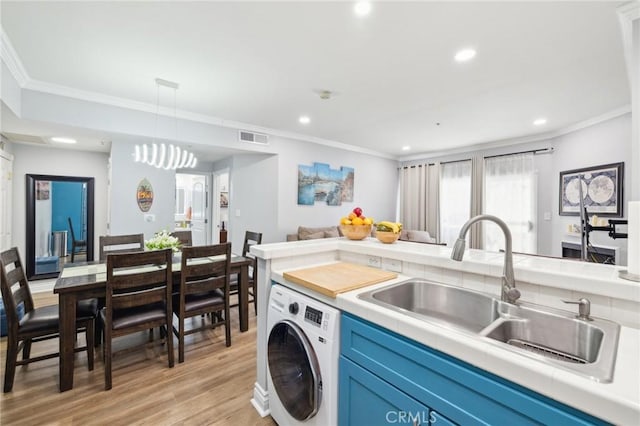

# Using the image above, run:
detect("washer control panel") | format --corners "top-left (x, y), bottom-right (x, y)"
top-left (304, 306), bottom-right (323, 327)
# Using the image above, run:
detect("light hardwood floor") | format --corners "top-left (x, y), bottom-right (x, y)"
top-left (0, 292), bottom-right (276, 426)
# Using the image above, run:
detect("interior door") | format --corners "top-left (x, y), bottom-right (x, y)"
top-left (190, 175), bottom-right (208, 246)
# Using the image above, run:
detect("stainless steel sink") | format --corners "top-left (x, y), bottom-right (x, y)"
top-left (358, 279), bottom-right (620, 382)
top-left (358, 279), bottom-right (500, 333)
top-left (479, 302), bottom-right (619, 382)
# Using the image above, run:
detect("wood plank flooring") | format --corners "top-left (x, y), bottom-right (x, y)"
top-left (0, 292), bottom-right (276, 426)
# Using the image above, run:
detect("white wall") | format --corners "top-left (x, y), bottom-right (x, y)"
top-left (276, 136), bottom-right (399, 238)
top-left (11, 144), bottom-right (109, 262)
top-left (549, 113), bottom-right (631, 262)
top-left (1, 61), bottom-right (21, 116)
top-left (109, 140), bottom-right (176, 239)
top-left (228, 153), bottom-right (279, 251)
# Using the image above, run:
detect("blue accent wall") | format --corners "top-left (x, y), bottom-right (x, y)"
top-left (51, 181), bottom-right (86, 253)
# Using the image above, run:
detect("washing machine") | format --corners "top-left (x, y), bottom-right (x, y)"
top-left (267, 284), bottom-right (340, 426)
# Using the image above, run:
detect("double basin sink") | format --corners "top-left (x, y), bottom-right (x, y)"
top-left (358, 279), bottom-right (620, 382)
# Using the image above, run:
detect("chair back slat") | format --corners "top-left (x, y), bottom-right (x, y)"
top-left (183, 259), bottom-right (227, 279)
top-left (0, 248), bottom-right (35, 319)
top-left (184, 276), bottom-right (226, 295)
top-left (99, 234), bottom-right (145, 262)
top-left (109, 269), bottom-right (169, 291)
top-left (112, 287), bottom-right (167, 310)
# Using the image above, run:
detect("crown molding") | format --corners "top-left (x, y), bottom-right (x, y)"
top-left (0, 27), bottom-right (28, 87)
top-left (399, 105), bottom-right (631, 162)
top-left (617, 2), bottom-right (640, 90)
top-left (23, 78), bottom-right (395, 160)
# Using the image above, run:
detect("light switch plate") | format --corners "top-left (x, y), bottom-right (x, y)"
top-left (367, 256), bottom-right (381, 268)
top-left (544, 212), bottom-right (551, 221)
top-left (382, 258), bottom-right (402, 273)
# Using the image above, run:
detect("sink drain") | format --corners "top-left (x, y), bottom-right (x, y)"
top-left (506, 339), bottom-right (587, 364)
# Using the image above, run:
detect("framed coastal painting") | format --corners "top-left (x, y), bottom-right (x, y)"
top-left (559, 162), bottom-right (623, 216)
top-left (297, 162), bottom-right (354, 206)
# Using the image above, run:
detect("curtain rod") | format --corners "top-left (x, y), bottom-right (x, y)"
top-left (484, 147), bottom-right (554, 159)
top-left (400, 147), bottom-right (553, 169)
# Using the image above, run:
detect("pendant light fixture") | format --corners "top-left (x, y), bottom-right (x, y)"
top-left (134, 78), bottom-right (197, 169)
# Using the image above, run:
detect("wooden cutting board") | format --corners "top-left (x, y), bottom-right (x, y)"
top-left (283, 262), bottom-right (397, 298)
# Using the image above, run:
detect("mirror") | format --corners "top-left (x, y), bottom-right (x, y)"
top-left (26, 174), bottom-right (95, 280)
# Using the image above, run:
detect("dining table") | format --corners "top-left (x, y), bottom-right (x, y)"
top-left (53, 254), bottom-right (252, 392)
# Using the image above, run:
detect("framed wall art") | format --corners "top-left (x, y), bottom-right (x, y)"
top-left (559, 162), bottom-right (623, 217)
top-left (297, 162), bottom-right (354, 206)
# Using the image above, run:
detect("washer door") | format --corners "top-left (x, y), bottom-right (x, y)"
top-left (268, 320), bottom-right (322, 421)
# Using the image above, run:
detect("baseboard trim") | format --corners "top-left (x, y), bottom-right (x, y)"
top-left (251, 381), bottom-right (270, 418)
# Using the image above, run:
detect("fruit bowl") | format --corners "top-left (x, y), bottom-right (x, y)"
top-left (340, 224), bottom-right (373, 240)
top-left (375, 231), bottom-right (400, 244)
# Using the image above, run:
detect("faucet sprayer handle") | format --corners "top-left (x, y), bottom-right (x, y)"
top-left (562, 298), bottom-right (591, 321)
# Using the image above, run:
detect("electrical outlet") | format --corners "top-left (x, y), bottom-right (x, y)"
top-left (382, 258), bottom-right (402, 273)
top-left (367, 256), bottom-right (381, 268)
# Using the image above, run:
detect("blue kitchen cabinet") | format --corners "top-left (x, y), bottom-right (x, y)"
top-left (339, 313), bottom-right (609, 426)
top-left (340, 355), bottom-right (434, 425)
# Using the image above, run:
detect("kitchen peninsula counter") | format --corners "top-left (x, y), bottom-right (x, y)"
top-left (250, 237), bottom-right (640, 425)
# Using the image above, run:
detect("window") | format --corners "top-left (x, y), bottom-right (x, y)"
top-left (439, 160), bottom-right (472, 247)
top-left (483, 153), bottom-right (537, 254)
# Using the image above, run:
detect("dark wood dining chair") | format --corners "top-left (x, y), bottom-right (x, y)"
top-left (173, 243), bottom-right (232, 363)
top-left (68, 217), bottom-right (87, 263)
top-left (0, 247), bottom-right (96, 393)
top-left (170, 230), bottom-right (193, 247)
top-left (101, 249), bottom-right (174, 390)
top-left (229, 231), bottom-right (262, 314)
top-left (99, 233), bottom-right (145, 261)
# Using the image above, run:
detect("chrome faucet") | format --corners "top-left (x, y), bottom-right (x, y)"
top-left (451, 214), bottom-right (521, 304)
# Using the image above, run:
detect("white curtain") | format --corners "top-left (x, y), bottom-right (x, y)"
top-left (469, 155), bottom-right (484, 249)
top-left (439, 160), bottom-right (472, 247)
top-left (399, 163), bottom-right (439, 237)
top-left (483, 153), bottom-right (537, 254)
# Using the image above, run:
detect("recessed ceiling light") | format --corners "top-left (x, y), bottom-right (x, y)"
top-left (50, 137), bottom-right (77, 144)
top-left (402, 146), bottom-right (411, 151)
top-left (533, 118), bottom-right (547, 126)
top-left (299, 116), bottom-right (311, 125)
top-left (354, 1), bottom-right (371, 17)
top-left (454, 48), bottom-right (476, 62)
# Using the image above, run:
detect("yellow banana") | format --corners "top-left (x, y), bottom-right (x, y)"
top-left (376, 221), bottom-right (402, 233)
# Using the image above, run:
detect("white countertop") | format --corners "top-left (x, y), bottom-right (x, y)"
top-left (253, 237), bottom-right (640, 303)
top-left (258, 238), bottom-right (640, 425)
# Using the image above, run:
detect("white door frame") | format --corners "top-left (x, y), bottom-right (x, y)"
top-left (212, 168), bottom-right (230, 244)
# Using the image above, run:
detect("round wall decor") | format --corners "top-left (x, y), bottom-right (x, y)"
top-left (136, 178), bottom-right (154, 212)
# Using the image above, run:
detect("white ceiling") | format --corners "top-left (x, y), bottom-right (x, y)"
top-left (0, 1), bottom-right (631, 159)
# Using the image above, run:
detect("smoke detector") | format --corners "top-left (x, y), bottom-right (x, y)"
top-left (318, 90), bottom-right (332, 100)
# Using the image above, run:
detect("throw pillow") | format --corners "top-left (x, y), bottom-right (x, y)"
top-left (324, 228), bottom-right (340, 238)
top-left (300, 231), bottom-right (326, 240)
top-left (408, 230), bottom-right (436, 243)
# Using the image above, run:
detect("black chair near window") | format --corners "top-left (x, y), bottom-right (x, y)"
top-left (68, 217), bottom-right (88, 263)
top-left (0, 247), bottom-right (96, 393)
top-left (229, 231), bottom-right (262, 314)
top-left (101, 249), bottom-right (174, 390)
